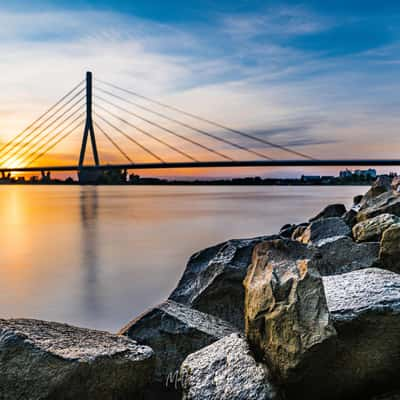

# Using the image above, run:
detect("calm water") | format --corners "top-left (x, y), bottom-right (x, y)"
top-left (0, 185), bottom-right (364, 332)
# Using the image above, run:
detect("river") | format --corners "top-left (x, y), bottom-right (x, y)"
top-left (0, 185), bottom-right (364, 332)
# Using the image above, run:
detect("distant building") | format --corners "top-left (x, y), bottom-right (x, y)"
top-left (321, 176), bottom-right (335, 184)
top-left (301, 175), bottom-right (321, 183)
top-left (340, 169), bottom-right (353, 178)
top-left (339, 168), bottom-right (376, 179)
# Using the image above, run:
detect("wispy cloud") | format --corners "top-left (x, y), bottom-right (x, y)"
top-left (220, 6), bottom-right (333, 39)
top-left (0, 4), bottom-right (399, 174)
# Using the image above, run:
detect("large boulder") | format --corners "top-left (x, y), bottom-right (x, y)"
top-left (180, 333), bottom-right (279, 400)
top-left (244, 237), bottom-right (400, 399)
top-left (170, 236), bottom-right (276, 329)
top-left (244, 238), bottom-right (336, 383)
top-left (0, 318), bottom-right (154, 400)
top-left (119, 300), bottom-right (237, 390)
top-left (317, 268), bottom-right (400, 400)
top-left (313, 235), bottom-right (380, 275)
top-left (298, 217), bottom-right (351, 245)
top-left (309, 203), bottom-right (346, 222)
top-left (379, 223), bottom-right (400, 273)
top-left (357, 191), bottom-right (400, 221)
top-left (352, 214), bottom-right (400, 242)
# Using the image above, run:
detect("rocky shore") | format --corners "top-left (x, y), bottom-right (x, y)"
top-left (1, 176), bottom-right (400, 399)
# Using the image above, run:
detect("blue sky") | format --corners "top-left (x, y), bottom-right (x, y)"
top-left (0, 0), bottom-right (399, 177)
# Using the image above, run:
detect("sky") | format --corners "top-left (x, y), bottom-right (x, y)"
top-left (0, 0), bottom-right (400, 178)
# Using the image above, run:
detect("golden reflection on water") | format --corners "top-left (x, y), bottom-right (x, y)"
top-left (0, 185), bottom-right (364, 331)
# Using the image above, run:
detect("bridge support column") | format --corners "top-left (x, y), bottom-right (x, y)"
top-left (78, 71), bottom-right (102, 184)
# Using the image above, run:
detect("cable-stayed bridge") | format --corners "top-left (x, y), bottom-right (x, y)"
top-left (0, 71), bottom-right (398, 183)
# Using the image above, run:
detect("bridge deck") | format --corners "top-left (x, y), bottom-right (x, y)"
top-left (1, 159), bottom-right (400, 173)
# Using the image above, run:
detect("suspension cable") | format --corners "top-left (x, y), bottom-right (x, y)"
top-left (18, 112), bottom-right (85, 167)
top-left (0, 80), bottom-right (84, 157)
top-left (95, 113), bottom-right (165, 163)
top-left (97, 88), bottom-right (272, 160)
top-left (2, 95), bottom-right (85, 166)
top-left (13, 100), bottom-right (85, 166)
top-left (95, 102), bottom-right (232, 162)
top-left (0, 85), bottom-right (85, 162)
top-left (26, 118), bottom-right (85, 167)
top-left (94, 122), bottom-right (134, 164)
top-left (95, 102), bottom-right (197, 162)
top-left (96, 78), bottom-right (315, 160)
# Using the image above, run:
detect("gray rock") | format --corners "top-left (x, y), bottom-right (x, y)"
top-left (392, 176), bottom-right (400, 192)
top-left (170, 236), bottom-right (277, 329)
top-left (353, 194), bottom-right (363, 205)
top-left (119, 300), bottom-right (237, 388)
top-left (244, 239), bottom-right (336, 383)
top-left (298, 217), bottom-right (351, 245)
top-left (379, 223), bottom-right (400, 273)
top-left (279, 224), bottom-right (297, 238)
top-left (342, 209), bottom-right (358, 228)
top-left (371, 392), bottom-right (400, 400)
top-left (357, 191), bottom-right (400, 221)
top-left (314, 235), bottom-right (380, 275)
top-left (283, 268), bottom-right (400, 400)
top-left (309, 203), bottom-right (346, 222)
top-left (291, 224), bottom-right (308, 240)
top-left (180, 333), bottom-right (279, 400)
top-left (361, 176), bottom-right (393, 206)
top-left (352, 214), bottom-right (400, 242)
top-left (0, 318), bottom-right (154, 400)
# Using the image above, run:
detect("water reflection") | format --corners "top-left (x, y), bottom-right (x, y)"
top-left (0, 185), bottom-right (364, 331)
top-left (80, 187), bottom-right (101, 318)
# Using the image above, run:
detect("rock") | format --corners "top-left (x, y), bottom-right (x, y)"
top-left (313, 268), bottom-right (400, 400)
top-left (298, 217), bottom-right (351, 245)
top-left (379, 223), bottom-right (400, 273)
top-left (314, 235), bottom-right (380, 275)
top-left (309, 203), bottom-right (346, 222)
top-left (352, 214), bottom-right (400, 242)
top-left (357, 191), bottom-right (400, 221)
top-left (180, 333), bottom-right (279, 400)
top-left (119, 300), bottom-right (237, 390)
top-left (169, 236), bottom-right (277, 329)
top-left (0, 318), bottom-right (154, 400)
top-left (279, 224), bottom-right (296, 238)
top-left (244, 238), bottom-right (336, 383)
top-left (353, 194), bottom-right (363, 205)
top-left (342, 209), bottom-right (358, 228)
top-left (371, 392), bottom-right (400, 400)
top-left (392, 176), bottom-right (400, 192)
top-left (291, 224), bottom-right (308, 240)
top-left (362, 176), bottom-right (392, 203)
top-left (245, 238), bottom-right (400, 399)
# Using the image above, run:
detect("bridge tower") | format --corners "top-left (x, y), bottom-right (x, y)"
top-left (78, 71), bottom-right (101, 183)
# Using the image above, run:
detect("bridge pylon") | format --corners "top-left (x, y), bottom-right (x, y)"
top-left (78, 71), bottom-right (101, 184)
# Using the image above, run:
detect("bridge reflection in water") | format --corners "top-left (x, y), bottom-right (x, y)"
top-left (80, 187), bottom-right (101, 317)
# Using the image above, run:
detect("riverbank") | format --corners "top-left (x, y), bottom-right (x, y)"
top-left (1, 177), bottom-right (400, 399)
